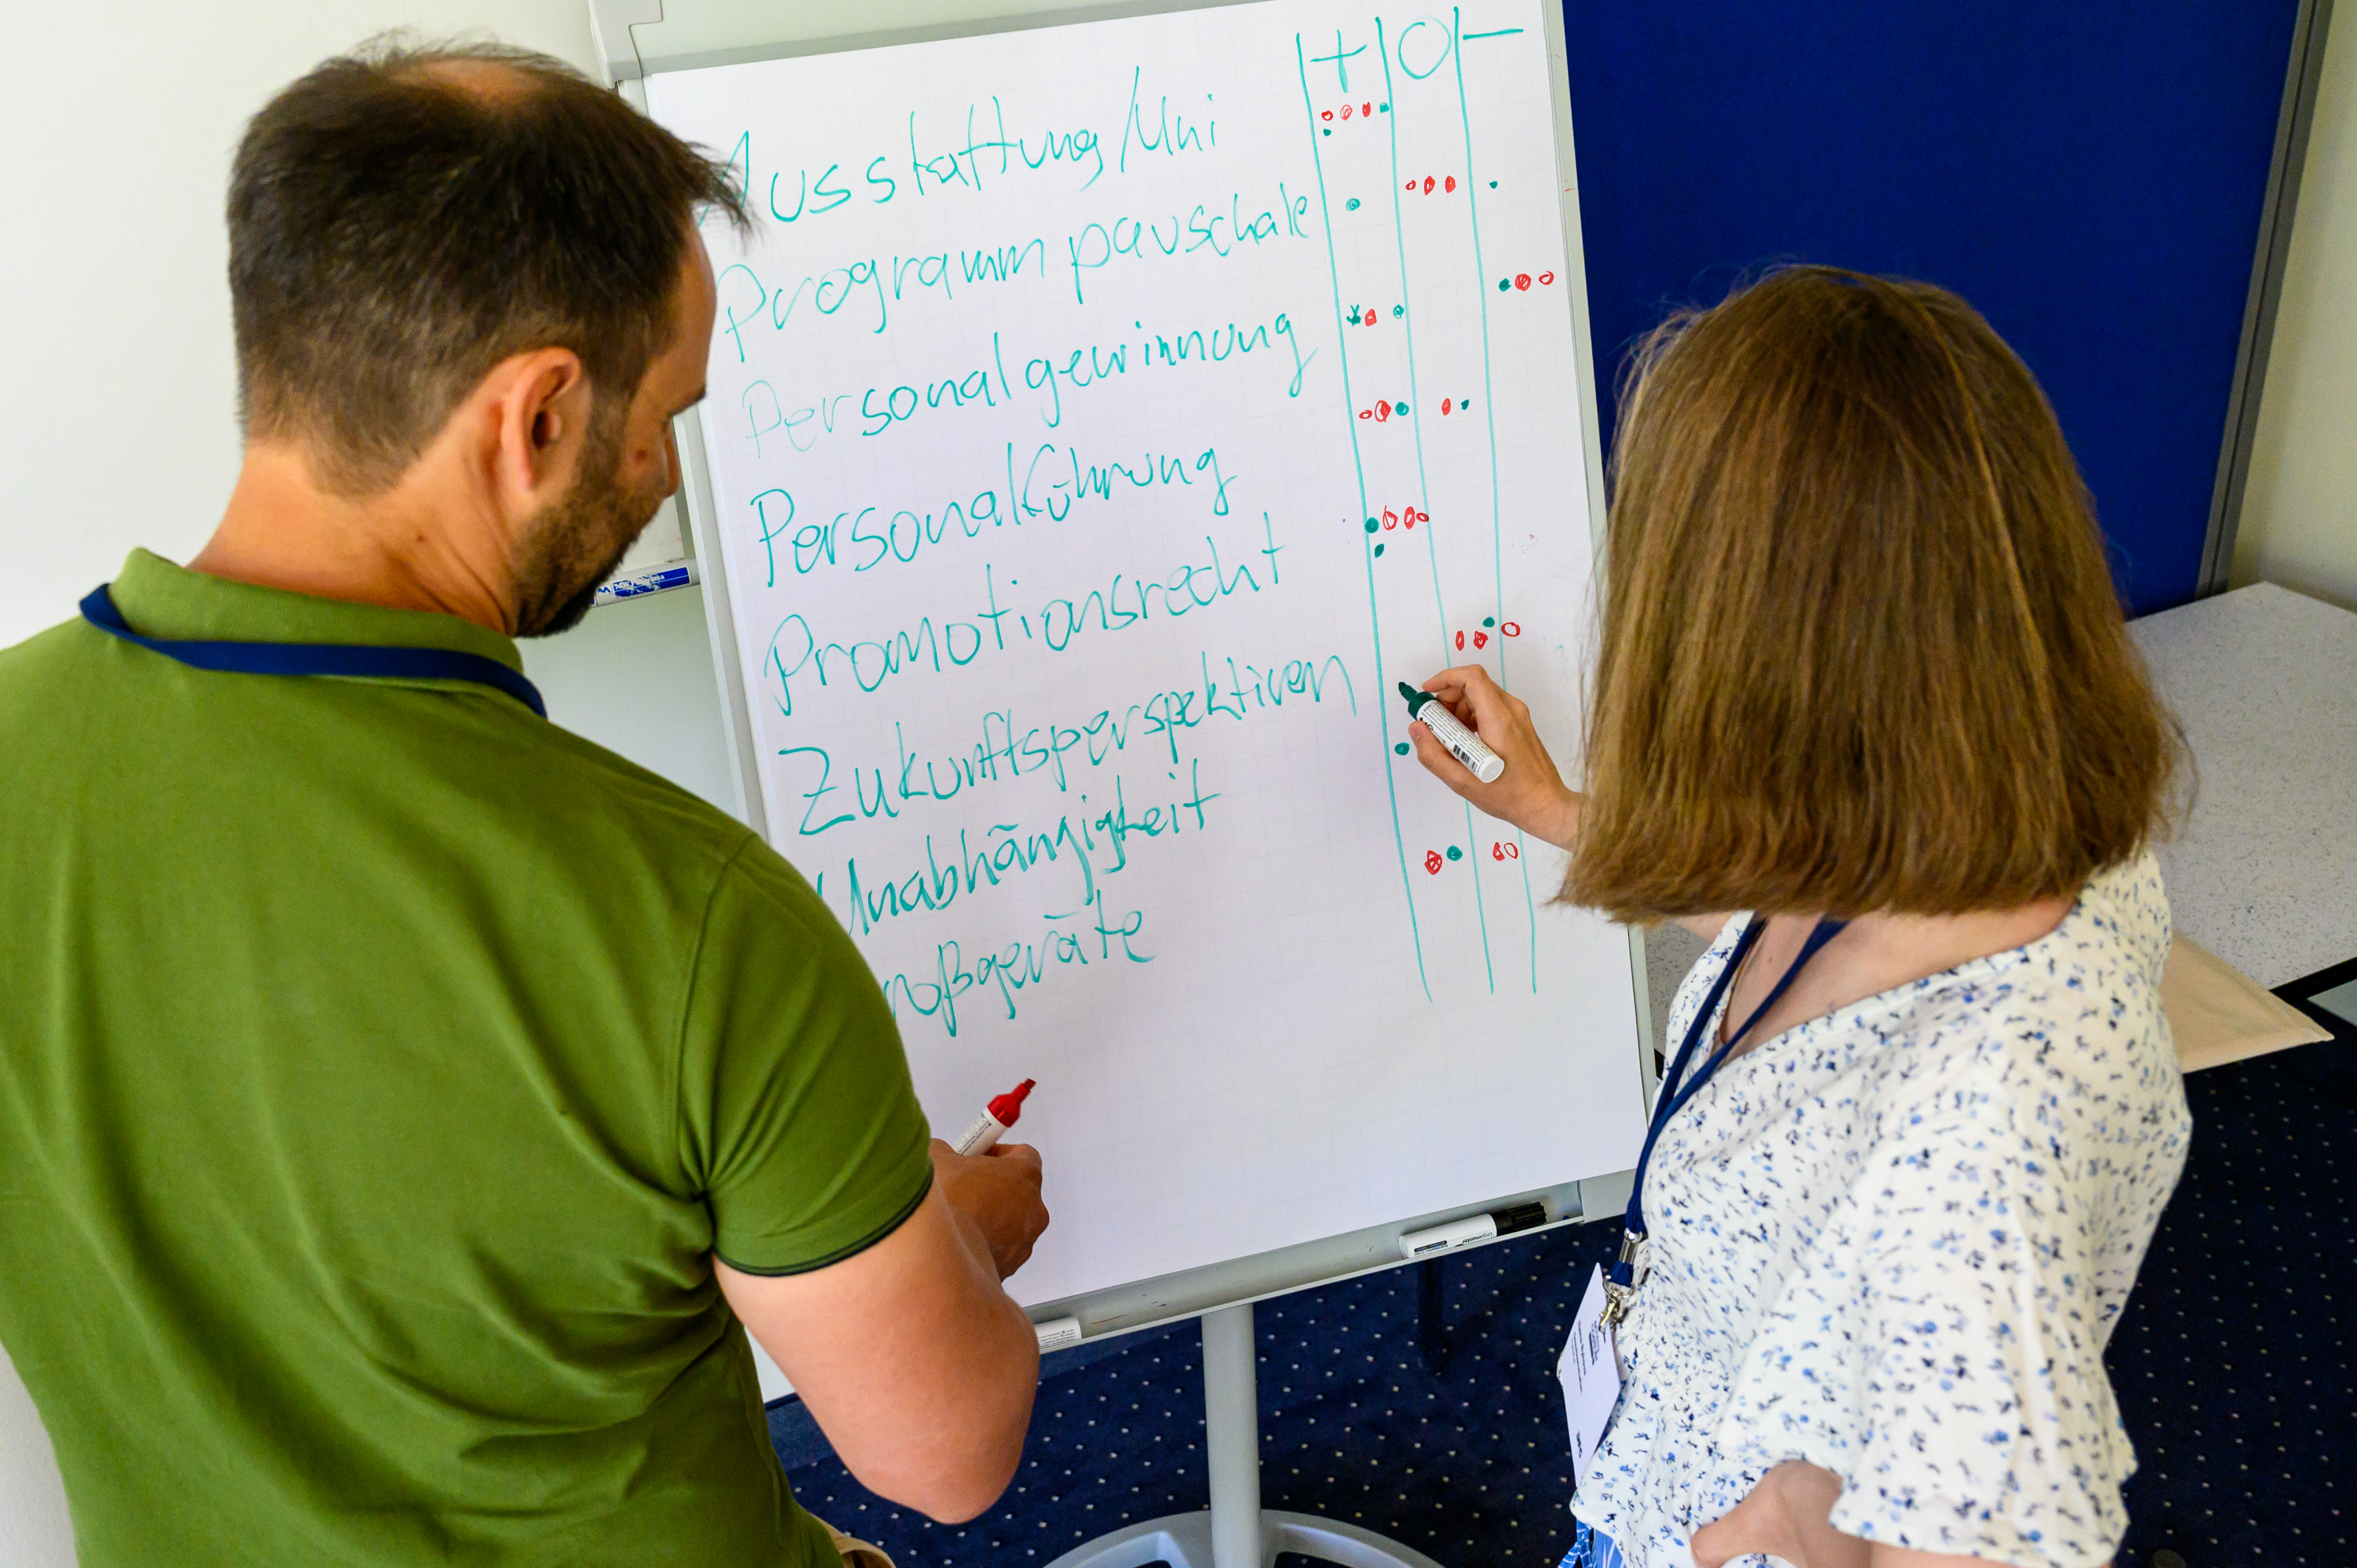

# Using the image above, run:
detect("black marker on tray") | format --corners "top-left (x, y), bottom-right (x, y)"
top-left (1399, 682), bottom-right (1505, 783)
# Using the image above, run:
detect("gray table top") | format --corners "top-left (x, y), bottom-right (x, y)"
top-left (2131, 581), bottom-right (2357, 988)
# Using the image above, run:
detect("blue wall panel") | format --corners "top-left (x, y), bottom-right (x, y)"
top-left (1561, 2), bottom-right (2300, 613)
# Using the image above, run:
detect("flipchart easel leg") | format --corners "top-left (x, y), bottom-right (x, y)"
top-left (1043, 1303), bottom-right (1448, 1568)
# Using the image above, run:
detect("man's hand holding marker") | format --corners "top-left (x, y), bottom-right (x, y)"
top-left (931, 1080), bottom-right (1050, 1281)
top-left (1404, 666), bottom-right (1585, 852)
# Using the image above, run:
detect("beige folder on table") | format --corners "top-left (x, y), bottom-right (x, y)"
top-left (2162, 935), bottom-right (2332, 1072)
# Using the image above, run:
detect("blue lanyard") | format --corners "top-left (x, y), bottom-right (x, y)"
top-left (80, 584), bottom-right (546, 719)
top-left (1605, 914), bottom-right (1847, 1312)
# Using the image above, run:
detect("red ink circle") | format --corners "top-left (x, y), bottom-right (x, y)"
top-left (1424, 850), bottom-right (1444, 875)
top-left (1515, 273), bottom-right (1531, 290)
top-left (1507, 842), bottom-right (1519, 860)
top-left (1358, 408), bottom-right (1372, 419)
top-left (1492, 842), bottom-right (1505, 861)
top-left (1364, 308), bottom-right (1377, 325)
top-left (1442, 398), bottom-right (1452, 414)
top-left (1501, 621), bottom-right (1521, 637)
top-left (1454, 630), bottom-right (1465, 651)
top-left (1474, 631), bottom-right (1488, 649)
top-left (1423, 176), bottom-right (1437, 194)
top-left (1321, 110), bottom-right (1333, 121)
top-left (1340, 104), bottom-right (1353, 119)
top-left (1445, 176), bottom-right (1457, 193)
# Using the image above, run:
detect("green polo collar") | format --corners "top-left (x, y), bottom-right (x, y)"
top-left (107, 549), bottom-right (526, 676)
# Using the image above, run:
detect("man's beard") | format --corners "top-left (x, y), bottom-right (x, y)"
top-left (508, 412), bottom-right (669, 639)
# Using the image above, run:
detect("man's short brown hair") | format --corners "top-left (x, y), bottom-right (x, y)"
top-left (1567, 267), bottom-right (2177, 923)
top-left (228, 38), bottom-right (748, 494)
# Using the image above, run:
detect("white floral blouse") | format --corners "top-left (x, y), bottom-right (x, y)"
top-left (1573, 852), bottom-right (2191, 1568)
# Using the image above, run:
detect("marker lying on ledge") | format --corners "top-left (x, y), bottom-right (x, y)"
top-left (1397, 1201), bottom-right (1551, 1259)
top-left (953, 1078), bottom-right (1036, 1156)
top-left (1032, 1315), bottom-right (1084, 1352)
top-left (1399, 682), bottom-right (1506, 783)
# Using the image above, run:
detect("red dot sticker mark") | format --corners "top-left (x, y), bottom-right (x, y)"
top-left (1423, 176), bottom-right (1437, 194)
top-left (1515, 273), bottom-right (1532, 290)
top-left (1445, 176), bottom-right (1457, 192)
top-left (1424, 850), bottom-right (1444, 875)
top-left (1501, 621), bottom-right (1521, 637)
top-left (1491, 841), bottom-right (1521, 861)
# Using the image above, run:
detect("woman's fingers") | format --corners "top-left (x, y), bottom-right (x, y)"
top-left (1404, 665), bottom-right (1580, 849)
top-left (1691, 1463), bottom-right (1864, 1568)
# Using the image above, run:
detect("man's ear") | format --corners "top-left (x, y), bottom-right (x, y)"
top-left (487, 347), bottom-right (591, 512)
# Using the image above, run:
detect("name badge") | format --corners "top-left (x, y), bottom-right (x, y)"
top-left (1559, 1263), bottom-right (1623, 1484)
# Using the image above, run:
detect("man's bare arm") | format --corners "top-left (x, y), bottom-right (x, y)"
top-left (717, 1143), bottom-right (1048, 1523)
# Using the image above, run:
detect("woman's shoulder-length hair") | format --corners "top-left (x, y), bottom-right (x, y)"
top-left (1567, 265), bottom-right (2179, 923)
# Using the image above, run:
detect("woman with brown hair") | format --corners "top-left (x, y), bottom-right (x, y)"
top-left (1410, 267), bottom-right (2187, 1568)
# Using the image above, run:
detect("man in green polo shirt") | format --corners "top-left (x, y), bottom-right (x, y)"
top-left (0, 40), bottom-right (1048, 1567)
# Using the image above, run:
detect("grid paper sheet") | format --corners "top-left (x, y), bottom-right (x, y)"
top-left (647, 0), bottom-right (1645, 1307)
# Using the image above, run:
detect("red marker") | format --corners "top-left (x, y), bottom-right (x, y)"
top-left (953, 1079), bottom-right (1035, 1155)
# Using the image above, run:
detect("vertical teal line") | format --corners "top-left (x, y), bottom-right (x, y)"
top-left (1298, 30), bottom-right (1430, 1003)
top-left (1451, 7), bottom-right (1541, 991)
top-left (1379, 19), bottom-right (1493, 995)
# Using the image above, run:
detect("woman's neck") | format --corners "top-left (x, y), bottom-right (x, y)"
top-left (1718, 897), bottom-right (2076, 1058)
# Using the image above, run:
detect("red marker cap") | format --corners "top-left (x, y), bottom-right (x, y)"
top-left (987, 1079), bottom-right (1035, 1127)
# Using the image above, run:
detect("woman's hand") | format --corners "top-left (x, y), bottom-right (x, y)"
top-left (1406, 665), bottom-right (1581, 850)
top-left (1692, 1461), bottom-right (1863, 1568)
top-left (1694, 1462), bottom-right (2015, 1568)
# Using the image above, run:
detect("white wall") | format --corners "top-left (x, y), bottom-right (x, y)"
top-left (2235, 11), bottom-right (2357, 607)
top-left (0, 1345), bottom-right (70, 1568)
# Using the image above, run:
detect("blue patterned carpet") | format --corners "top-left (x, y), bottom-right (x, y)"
top-left (772, 1046), bottom-right (2354, 1568)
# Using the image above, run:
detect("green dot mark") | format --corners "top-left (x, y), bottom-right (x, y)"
top-left (1394, 742), bottom-right (1410, 755)
top-left (1482, 617), bottom-right (1495, 627)
top-left (1345, 198), bottom-right (1361, 210)
top-left (1374, 543), bottom-right (1386, 557)
top-left (1364, 518), bottom-right (1378, 532)
top-left (1445, 846), bottom-right (1463, 861)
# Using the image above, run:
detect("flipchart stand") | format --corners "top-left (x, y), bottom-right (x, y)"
top-left (1043, 1303), bottom-right (1444, 1568)
top-left (589, 5), bottom-right (1648, 1563)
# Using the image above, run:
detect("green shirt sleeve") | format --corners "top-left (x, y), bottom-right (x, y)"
top-left (678, 836), bottom-right (934, 1275)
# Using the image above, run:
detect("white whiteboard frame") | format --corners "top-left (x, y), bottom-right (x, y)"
top-left (618, 0), bottom-right (1650, 1345)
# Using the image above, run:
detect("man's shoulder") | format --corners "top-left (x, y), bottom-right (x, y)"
top-left (526, 720), bottom-right (754, 862)
top-left (515, 725), bottom-right (842, 949)
top-left (0, 611), bottom-right (101, 688)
